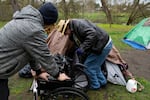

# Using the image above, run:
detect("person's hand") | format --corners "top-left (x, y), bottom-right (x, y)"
top-left (31, 69), bottom-right (50, 81)
top-left (38, 72), bottom-right (50, 81)
top-left (31, 69), bottom-right (36, 77)
top-left (76, 48), bottom-right (84, 55)
top-left (57, 73), bottom-right (70, 81)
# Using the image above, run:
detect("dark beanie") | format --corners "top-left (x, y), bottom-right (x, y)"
top-left (39, 2), bottom-right (58, 25)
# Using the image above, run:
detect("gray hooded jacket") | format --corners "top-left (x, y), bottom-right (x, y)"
top-left (0, 5), bottom-right (59, 79)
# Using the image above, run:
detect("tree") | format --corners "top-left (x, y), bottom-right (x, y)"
top-left (101, 0), bottom-right (113, 24)
top-left (126, 0), bottom-right (140, 25)
top-left (126, 0), bottom-right (150, 25)
top-left (61, 0), bottom-right (68, 19)
top-left (11, 0), bottom-right (20, 12)
top-left (58, 0), bottom-right (81, 19)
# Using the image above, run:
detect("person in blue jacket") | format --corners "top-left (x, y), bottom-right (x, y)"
top-left (59, 19), bottom-right (113, 90)
top-left (0, 3), bottom-right (70, 100)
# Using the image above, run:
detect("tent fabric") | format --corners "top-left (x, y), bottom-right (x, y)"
top-left (123, 18), bottom-right (150, 50)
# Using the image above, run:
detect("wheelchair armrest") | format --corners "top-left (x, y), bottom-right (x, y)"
top-left (74, 63), bottom-right (87, 69)
top-left (37, 78), bottom-right (73, 90)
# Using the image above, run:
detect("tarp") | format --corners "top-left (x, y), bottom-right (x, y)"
top-left (123, 18), bottom-right (150, 50)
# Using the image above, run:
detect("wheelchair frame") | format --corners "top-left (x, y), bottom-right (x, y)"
top-left (30, 53), bottom-right (90, 100)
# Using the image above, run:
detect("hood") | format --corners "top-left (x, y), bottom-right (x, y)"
top-left (13, 5), bottom-right (44, 25)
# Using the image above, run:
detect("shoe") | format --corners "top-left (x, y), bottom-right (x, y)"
top-left (18, 64), bottom-right (32, 78)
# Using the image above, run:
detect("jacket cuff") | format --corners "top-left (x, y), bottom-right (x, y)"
top-left (35, 69), bottom-right (42, 76)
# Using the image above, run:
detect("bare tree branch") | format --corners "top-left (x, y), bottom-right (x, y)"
top-left (11, 0), bottom-right (20, 13)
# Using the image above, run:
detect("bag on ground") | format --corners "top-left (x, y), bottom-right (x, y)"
top-left (105, 60), bottom-right (127, 86)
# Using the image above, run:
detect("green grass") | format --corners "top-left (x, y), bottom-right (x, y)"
top-left (97, 23), bottom-right (134, 50)
top-left (0, 22), bottom-right (149, 100)
top-left (9, 75), bottom-right (32, 94)
top-left (88, 78), bottom-right (150, 100)
top-left (9, 75), bottom-right (150, 100)
top-left (59, 11), bottom-right (129, 24)
top-left (9, 75), bottom-right (33, 100)
top-left (83, 12), bottom-right (106, 23)
top-left (0, 21), bottom-right (7, 27)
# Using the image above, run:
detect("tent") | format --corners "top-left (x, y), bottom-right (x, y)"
top-left (123, 18), bottom-right (150, 50)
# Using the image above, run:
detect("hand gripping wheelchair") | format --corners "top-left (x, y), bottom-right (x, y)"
top-left (30, 53), bottom-right (90, 100)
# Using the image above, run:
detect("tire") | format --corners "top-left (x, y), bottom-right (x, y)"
top-left (42, 87), bottom-right (89, 100)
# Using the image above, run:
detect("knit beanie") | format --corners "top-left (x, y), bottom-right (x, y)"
top-left (39, 2), bottom-right (58, 25)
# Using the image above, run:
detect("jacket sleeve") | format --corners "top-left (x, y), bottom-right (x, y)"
top-left (77, 23), bottom-right (97, 53)
top-left (22, 30), bottom-right (59, 77)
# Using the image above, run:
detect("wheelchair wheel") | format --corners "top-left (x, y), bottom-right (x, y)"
top-left (71, 64), bottom-right (90, 92)
top-left (41, 87), bottom-right (89, 100)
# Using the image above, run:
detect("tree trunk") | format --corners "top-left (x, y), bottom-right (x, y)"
top-left (11, 0), bottom-right (20, 13)
top-left (126, 0), bottom-right (140, 25)
top-left (31, 0), bottom-right (35, 6)
top-left (62, 0), bottom-right (68, 19)
top-left (101, 0), bottom-right (113, 24)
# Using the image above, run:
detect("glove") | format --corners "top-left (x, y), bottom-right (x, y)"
top-left (76, 48), bottom-right (84, 55)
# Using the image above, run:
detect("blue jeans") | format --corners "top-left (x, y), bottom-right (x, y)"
top-left (84, 41), bottom-right (112, 89)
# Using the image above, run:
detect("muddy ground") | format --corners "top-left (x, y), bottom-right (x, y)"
top-left (121, 49), bottom-right (150, 81)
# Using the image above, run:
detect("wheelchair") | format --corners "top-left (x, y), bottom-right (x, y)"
top-left (31, 53), bottom-right (90, 100)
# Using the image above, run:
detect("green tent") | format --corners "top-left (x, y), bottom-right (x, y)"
top-left (123, 18), bottom-right (150, 50)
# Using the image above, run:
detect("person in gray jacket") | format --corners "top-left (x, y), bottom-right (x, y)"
top-left (0, 3), bottom-right (70, 100)
top-left (59, 19), bottom-right (112, 90)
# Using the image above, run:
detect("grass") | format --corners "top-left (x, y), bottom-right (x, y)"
top-left (9, 75), bottom-right (150, 100)
top-left (59, 11), bottom-right (130, 24)
top-left (0, 21), bottom-right (7, 27)
top-left (83, 12), bottom-right (107, 23)
top-left (97, 23), bottom-right (134, 50)
top-left (8, 74), bottom-right (33, 100)
top-left (88, 79), bottom-right (150, 100)
top-left (0, 22), bottom-right (149, 100)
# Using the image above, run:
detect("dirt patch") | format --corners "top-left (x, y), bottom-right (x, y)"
top-left (120, 49), bottom-right (150, 81)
